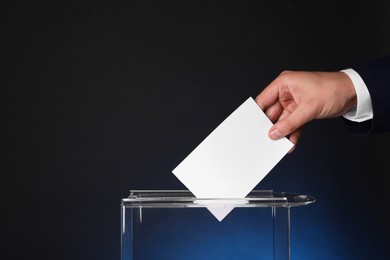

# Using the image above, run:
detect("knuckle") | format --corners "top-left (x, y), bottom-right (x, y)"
top-left (280, 70), bottom-right (292, 76)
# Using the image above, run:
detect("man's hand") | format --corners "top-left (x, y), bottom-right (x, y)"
top-left (255, 71), bottom-right (357, 151)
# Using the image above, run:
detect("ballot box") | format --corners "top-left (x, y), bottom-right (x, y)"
top-left (121, 190), bottom-right (315, 260)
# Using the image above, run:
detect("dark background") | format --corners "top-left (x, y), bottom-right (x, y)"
top-left (3, 1), bottom-right (390, 259)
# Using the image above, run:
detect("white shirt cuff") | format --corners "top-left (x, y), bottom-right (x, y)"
top-left (341, 68), bottom-right (373, 122)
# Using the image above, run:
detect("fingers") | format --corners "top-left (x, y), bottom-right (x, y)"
top-left (256, 71), bottom-right (308, 152)
top-left (268, 119), bottom-right (302, 154)
top-left (255, 78), bottom-right (281, 111)
top-left (269, 105), bottom-right (313, 140)
top-left (264, 102), bottom-right (282, 123)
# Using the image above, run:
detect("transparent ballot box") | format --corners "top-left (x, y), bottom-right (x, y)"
top-left (121, 190), bottom-right (315, 260)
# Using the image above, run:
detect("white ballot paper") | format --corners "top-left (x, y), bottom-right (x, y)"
top-left (172, 97), bottom-right (293, 221)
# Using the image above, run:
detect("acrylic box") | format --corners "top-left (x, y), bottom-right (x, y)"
top-left (121, 190), bottom-right (315, 260)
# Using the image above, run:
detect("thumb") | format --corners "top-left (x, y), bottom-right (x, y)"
top-left (268, 106), bottom-right (313, 140)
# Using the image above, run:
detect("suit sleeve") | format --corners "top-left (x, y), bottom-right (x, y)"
top-left (343, 55), bottom-right (390, 135)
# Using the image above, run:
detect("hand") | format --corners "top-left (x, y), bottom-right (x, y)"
top-left (255, 71), bottom-right (357, 151)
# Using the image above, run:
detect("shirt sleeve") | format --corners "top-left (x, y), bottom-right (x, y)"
top-left (340, 68), bottom-right (373, 122)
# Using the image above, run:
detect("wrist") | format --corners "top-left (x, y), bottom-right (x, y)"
top-left (338, 71), bottom-right (358, 113)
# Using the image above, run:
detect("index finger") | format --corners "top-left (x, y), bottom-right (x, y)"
top-left (255, 78), bottom-right (281, 111)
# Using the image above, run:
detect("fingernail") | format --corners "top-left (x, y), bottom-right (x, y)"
top-left (269, 129), bottom-right (283, 139)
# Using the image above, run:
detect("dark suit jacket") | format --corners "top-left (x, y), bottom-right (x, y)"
top-left (344, 55), bottom-right (390, 135)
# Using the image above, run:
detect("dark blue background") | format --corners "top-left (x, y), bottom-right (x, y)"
top-left (4, 1), bottom-right (390, 259)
